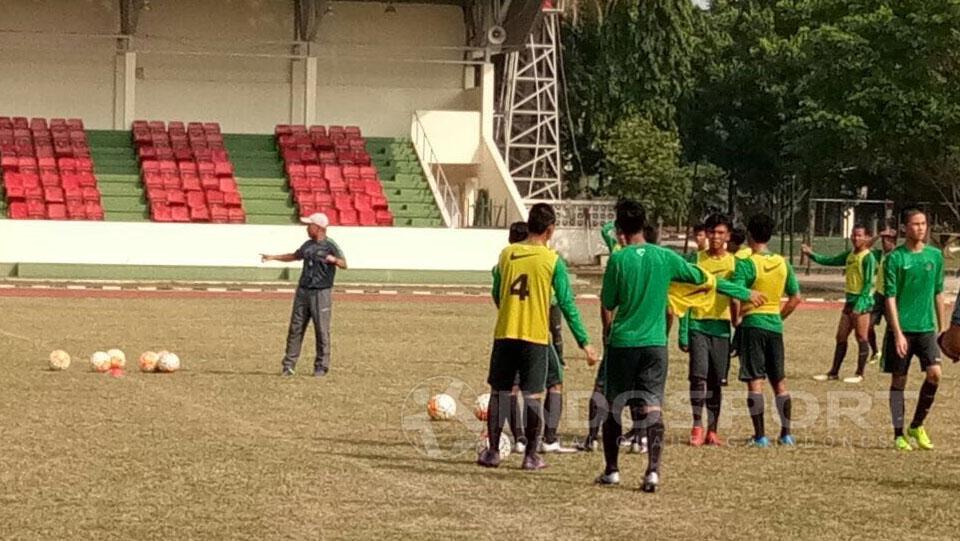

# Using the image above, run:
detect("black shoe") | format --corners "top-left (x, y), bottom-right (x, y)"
top-left (281, 367), bottom-right (295, 376)
top-left (313, 368), bottom-right (327, 377)
top-left (641, 471), bottom-right (660, 493)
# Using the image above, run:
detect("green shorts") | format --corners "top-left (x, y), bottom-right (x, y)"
top-left (688, 331), bottom-right (729, 386)
top-left (488, 339), bottom-right (549, 393)
top-left (881, 331), bottom-right (941, 375)
top-left (738, 326), bottom-right (785, 382)
top-left (603, 346), bottom-right (668, 410)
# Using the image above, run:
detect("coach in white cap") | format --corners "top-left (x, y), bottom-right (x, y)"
top-left (261, 212), bottom-right (347, 377)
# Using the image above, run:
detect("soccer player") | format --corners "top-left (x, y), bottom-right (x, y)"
top-left (595, 200), bottom-right (760, 492)
top-left (729, 226), bottom-right (753, 260)
top-left (803, 224), bottom-right (876, 383)
top-left (497, 221), bottom-right (531, 452)
top-left (685, 223), bottom-right (708, 260)
top-left (260, 212), bottom-right (347, 377)
top-left (882, 208), bottom-right (945, 452)
top-left (868, 227), bottom-right (898, 361)
top-left (480, 204), bottom-right (599, 470)
top-left (734, 214), bottom-right (803, 448)
top-left (680, 213), bottom-right (740, 447)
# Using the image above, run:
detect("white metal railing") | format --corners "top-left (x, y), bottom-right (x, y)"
top-left (554, 199), bottom-right (617, 228)
top-left (410, 113), bottom-right (463, 228)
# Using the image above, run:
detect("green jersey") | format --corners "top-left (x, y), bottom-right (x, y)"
top-left (601, 222), bottom-right (621, 254)
top-left (883, 245), bottom-right (944, 333)
top-left (733, 251), bottom-right (800, 334)
top-left (602, 243), bottom-right (753, 348)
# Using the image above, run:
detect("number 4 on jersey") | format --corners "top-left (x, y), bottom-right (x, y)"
top-left (509, 274), bottom-right (530, 300)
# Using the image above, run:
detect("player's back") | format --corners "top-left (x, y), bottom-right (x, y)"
top-left (605, 243), bottom-right (684, 348)
top-left (493, 242), bottom-right (560, 345)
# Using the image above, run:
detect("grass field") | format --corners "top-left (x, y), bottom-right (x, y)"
top-left (3, 292), bottom-right (960, 539)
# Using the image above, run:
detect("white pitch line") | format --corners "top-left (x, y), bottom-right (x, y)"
top-left (276, 288), bottom-right (296, 293)
top-left (0, 284), bottom-right (14, 289)
top-left (241, 288), bottom-right (262, 293)
top-left (31, 285), bottom-right (51, 289)
top-left (66, 285), bottom-right (86, 290)
top-left (344, 289), bottom-right (365, 294)
top-left (207, 287), bottom-right (227, 292)
top-left (412, 291), bottom-right (432, 296)
top-left (102, 285), bottom-right (122, 291)
top-left (446, 291), bottom-right (466, 296)
top-left (379, 290), bottom-right (399, 295)
top-left (577, 294), bottom-right (599, 300)
top-left (805, 298), bottom-right (825, 303)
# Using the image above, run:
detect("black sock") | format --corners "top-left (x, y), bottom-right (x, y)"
top-left (690, 378), bottom-right (707, 427)
top-left (910, 381), bottom-right (939, 429)
top-left (869, 327), bottom-right (879, 358)
top-left (829, 341), bottom-right (847, 376)
top-left (855, 340), bottom-right (869, 376)
top-left (487, 390), bottom-right (509, 453)
top-left (747, 392), bottom-right (765, 439)
top-left (646, 413), bottom-right (665, 475)
top-left (775, 393), bottom-right (792, 438)
top-left (890, 386), bottom-right (905, 438)
top-left (601, 408), bottom-right (622, 474)
top-left (587, 389), bottom-right (606, 441)
top-left (543, 390), bottom-right (562, 444)
top-left (508, 393), bottom-right (524, 443)
top-left (706, 383), bottom-right (722, 432)
top-left (523, 396), bottom-right (543, 457)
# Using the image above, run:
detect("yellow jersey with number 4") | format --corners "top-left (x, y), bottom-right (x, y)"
top-left (493, 243), bottom-right (559, 345)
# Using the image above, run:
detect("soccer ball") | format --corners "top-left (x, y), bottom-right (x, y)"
top-left (138, 351), bottom-right (160, 372)
top-left (90, 351), bottom-right (111, 373)
top-left (474, 392), bottom-right (490, 421)
top-left (427, 393), bottom-right (456, 420)
top-left (107, 348), bottom-right (126, 369)
top-left (48, 350), bottom-right (71, 371)
top-left (157, 351), bottom-right (181, 373)
top-left (476, 431), bottom-right (512, 458)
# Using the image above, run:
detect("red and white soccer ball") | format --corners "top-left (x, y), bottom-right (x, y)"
top-left (90, 351), bottom-right (111, 373)
top-left (138, 351), bottom-right (160, 373)
top-left (48, 350), bottom-right (71, 371)
top-left (476, 431), bottom-right (512, 458)
top-left (427, 393), bottom-right (457, 420)
top-left (107, 348), bottom-right (126, 369)
top-left (157, 351), bottom-right (181, 373)
top-left (474, 392), bottom-right (490, 421)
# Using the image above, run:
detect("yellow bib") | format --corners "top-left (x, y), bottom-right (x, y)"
top-left (741, 253), bottom-right (788, 316)
top-left (667, 267), bottom-right (718, 316)
top-left (690, 251), bottom-right (737, 321)
top-left (845, 249), bottom-right (872, 295)
top-left (875, 254), bottom-right (887, 294)
top-left (493, 243), bottom-right (558, 345)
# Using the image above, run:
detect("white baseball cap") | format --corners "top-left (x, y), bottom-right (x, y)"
top-left (300, 212), bottom-right (330, 228)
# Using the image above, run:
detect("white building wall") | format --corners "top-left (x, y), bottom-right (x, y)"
top-left (0, 0), bottom-right (117, 127)
top-left (0, 0), bottom-right (474, 135)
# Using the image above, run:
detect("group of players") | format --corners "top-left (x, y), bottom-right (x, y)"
top-left (479, 199), bottom-right (956, 492)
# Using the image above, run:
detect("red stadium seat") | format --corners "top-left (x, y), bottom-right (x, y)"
top-left (8, 201), bottom-right (27, 219)
top-left (46, 203), bottom-right (67, 219)
top-left (44, 187), bottom-right (65, 203)
top-left (227, 208), bottom-right (245, 223)
top-left (210, 205), bottom-right (229, 223)
top-left (170, 205), bottom-right (189, 222)
top-left (339, 209), bottom-right (358, 225)
top-left (186, 191), bottom-right (206, 209)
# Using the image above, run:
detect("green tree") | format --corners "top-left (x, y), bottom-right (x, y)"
top-left (600, 115), bottom-right (691, 222)
top-left (561, 0), bottom-right (697, 195)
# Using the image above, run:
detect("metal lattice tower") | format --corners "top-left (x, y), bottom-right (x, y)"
top-left (497, 9), bottom-right (562, 203)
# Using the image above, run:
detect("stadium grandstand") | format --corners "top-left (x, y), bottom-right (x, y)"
top-left (0, 0), bottom-right (601, 277)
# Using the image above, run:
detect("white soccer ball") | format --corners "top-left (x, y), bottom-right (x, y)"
top-left (427, 393), bottom-right (457, 420)
top-left (157, 351), bottom-right (181, 373)
top-left (476, 431), bottom-right (512, 458)
top-left (107, 348), bottom-right (126, 369)
top-left (474, 392), bottom-right (490, 421)
top-left (90, 351), bottom-right (111, 373)
top-left (49, 350), bottom-right (71, 371)
top-left (138, 351), bottom-right (160, 372)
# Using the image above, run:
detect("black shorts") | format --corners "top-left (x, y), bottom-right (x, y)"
top-left (689, 331), bottom-right (730, 386)
top-left (738, 326), bottom-right (786, 382)
top-left (871, 293), bottom-right (886, 325)
top-left (881, 331), bottom-right (941, 375)
top-left (513, 341), bottom-right (564, 388)
top-left (603, 346), bottom-right (668, 409)
top-left (593, 350), bottom-right (607, 389)
top-left (488, 339), bottom-right (549, 393)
